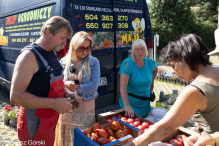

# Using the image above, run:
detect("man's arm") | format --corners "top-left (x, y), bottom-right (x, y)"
top-left (10, 50), bottom-right (72, 114)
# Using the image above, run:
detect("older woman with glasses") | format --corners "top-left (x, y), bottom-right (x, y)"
top-left (119, 39), bottom-right (158, 118)
top-left (54, 31), bottom-right (100, 146)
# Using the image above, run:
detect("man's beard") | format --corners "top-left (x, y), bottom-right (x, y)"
top-left (52, 44), bottom-right (64, 50)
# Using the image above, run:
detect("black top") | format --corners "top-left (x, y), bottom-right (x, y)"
top-left (18, 42), bottom-right (63, 97)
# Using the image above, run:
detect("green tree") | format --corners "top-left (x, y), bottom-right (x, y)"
top-left (148, 0), bottom-right (217, 49)
top-left (195, 1), bottom-right (218, 24)
top-left (148, 0), bottom-right (197, 48)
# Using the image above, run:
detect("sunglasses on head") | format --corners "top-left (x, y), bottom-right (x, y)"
top-left (77, 46), bottom-right (92, 52)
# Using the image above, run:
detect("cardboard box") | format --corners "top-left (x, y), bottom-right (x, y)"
top-left (161, 127), bottom-right (200, 143)
top-left (74, 117), bottom-right (141, 146)
top-left (97, 108), bottom-right (154, 126)
top-left (97, 109), bottom-right (125, 125)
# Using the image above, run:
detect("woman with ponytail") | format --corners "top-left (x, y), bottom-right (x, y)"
top-left (54, 31), bottom-right (100, 146)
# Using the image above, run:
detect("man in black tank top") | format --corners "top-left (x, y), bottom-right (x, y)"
top-left (10, 16), bottom-right (79, 146)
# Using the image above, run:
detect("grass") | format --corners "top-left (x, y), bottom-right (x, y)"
top-left (13, 139), bottom-right (20, 142)
top-left (9, 133), bottom-right (17, 136)
top-left (0, 142), bottom-right (7, 146)
top-left (5, 137), bottom-right (12, 140)
top-left (6, 128), bottom-right (12, 131)
top-left (2, 132), bottom-right (8, 135)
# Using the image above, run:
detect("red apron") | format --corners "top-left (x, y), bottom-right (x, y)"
top-left (17, 48), bottom-right (65, 146)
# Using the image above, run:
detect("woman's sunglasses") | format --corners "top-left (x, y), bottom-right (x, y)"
top-left (78, 46), bottom-right (92, 52)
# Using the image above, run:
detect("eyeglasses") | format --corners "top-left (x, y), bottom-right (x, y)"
top-left (78, 46), bottom-right (92, 52)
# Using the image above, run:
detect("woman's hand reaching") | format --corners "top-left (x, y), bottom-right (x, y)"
top-left (124, 105), bottom-right (134, 118)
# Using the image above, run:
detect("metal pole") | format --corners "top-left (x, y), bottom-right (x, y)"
top-left (154, 35), bottom-right (157, 64)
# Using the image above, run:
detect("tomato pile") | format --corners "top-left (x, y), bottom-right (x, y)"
top-left (82, 121), bottom-right (133, 145)
top-left (167, 134), bottom-right (187, 146)
top-left (106, 113), bottom-right (151, 133)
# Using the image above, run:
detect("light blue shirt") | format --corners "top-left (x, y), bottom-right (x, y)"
top-left (60, 55), bottom-right (100, 101)
top-left (119, 57), bottom-right (156, 118)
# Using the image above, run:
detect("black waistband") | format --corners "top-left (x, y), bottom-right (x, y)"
top-left (128, 92), bottom-right (155, 102)
top-left (128, 93), bottom-right (150, 101)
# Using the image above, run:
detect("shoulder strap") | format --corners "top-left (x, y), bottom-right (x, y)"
top-left (32, 48), bottom-right (55, 79)
top-left (190, 84), bottom-right (205, 96)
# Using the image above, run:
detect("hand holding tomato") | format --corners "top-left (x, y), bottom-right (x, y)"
top-left (169, 139), bottom-right (183, 146)
top-left (175, 134), bottom-right (187, 143)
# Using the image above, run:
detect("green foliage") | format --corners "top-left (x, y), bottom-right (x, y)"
top-left (148, 0), bottom-right (218, 51)
top-left (195, 1), bottom-right (218, 24)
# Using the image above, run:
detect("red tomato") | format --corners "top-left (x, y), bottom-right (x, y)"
top-left (116, 114), bottom-right (122, 119)
top-left (121, 117), bottom-right (127, 121)
top-left (97, 137), bottom-right (109, 145)
top-left (82, 130), bottom-right (87, 135)
top-left (138, 125), bottom-right (146, 131)
top-left (121, 119), bottom-right (128, 123)
top-left (127, 118), bottom-right (135, 124)
top-left (87, 134), bottom-right (91, 138)
top-left (105, 126), bottom-right (111, 131)
top-left (107, 129), bottom-right (115, 137)
top-left (175, 134), bottom-right (187, 143)
top-left (110, 115), bottom-right (117, 120)
top-left (123, 113), bottom-right (129, 118)
top-left (169, 139), bottom-right (183, 146)
top-left (134, 118), bottom-right (142, 123)
top-left (129, 123), bottom-right (135, 127)
top-left (115, 130), bottom-right (125, 139)
top-left (92, 123), bottom-right (100, 132)
top-left (91, 136), bottom-right (97, 142)
top-left (142, 122), bottom-right (150, 128)
top-left (110, 121), bottom-right (121, 131)
top-left (133, 121), bottom-right (141, 127)
top-left (107, 118), bottom-right (112, 123)
top-left (123, 128), bottom-right (132, 136)
top-left (108, 136), bottom-right (117, 143)
top-left (96, 129), bottom-right (108, 138)
top-left (91, 132), bottom-right (98, 138)
top-left (100, 125), bottom-right (106, 130)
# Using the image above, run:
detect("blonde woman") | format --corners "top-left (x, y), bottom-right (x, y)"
top-left (119, 39), bottom-right (158, 118)
top-left (54, 31), bottom-right (100, 146)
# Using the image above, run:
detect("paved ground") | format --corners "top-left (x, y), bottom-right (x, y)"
top-left (0, 54), bottom-right (218, 145)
